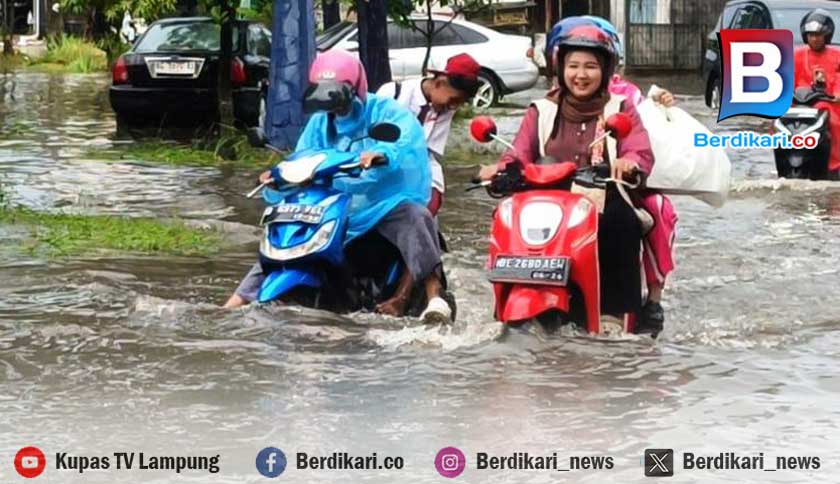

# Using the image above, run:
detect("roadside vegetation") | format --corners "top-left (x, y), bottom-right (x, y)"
top-left (91, 130), bottom-right (281, 168)
top-left (28, 35), bottom-right (109, 73)
top-left (0, 180), bottom-right (220, 257)
top-left (0, 36), bottom-right (111, 74)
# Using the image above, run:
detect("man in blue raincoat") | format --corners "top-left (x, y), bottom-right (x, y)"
top-left (225, 50), bottom-right (451, 323)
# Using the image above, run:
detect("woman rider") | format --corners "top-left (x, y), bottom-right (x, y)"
top-left (478, 25), bottom-right (655, 324)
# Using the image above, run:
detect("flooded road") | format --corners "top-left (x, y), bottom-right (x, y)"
top-left (1, 72), bottom-right (839, 483)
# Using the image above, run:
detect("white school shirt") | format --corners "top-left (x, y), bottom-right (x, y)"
top-left (377, 78), bottom-right (454, 193)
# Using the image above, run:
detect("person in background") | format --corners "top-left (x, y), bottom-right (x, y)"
top-left (377, 53), bottom-right (481, 216)
top-left (793, 8), bottom-right (840, 178)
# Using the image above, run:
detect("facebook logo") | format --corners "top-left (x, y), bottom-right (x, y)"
top-left (256, 447), bottom-right (287, 478)
top-left (718, 29), bottom-right (794, 121)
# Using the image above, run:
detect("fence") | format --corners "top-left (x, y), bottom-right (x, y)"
top-left (625, 0), bottom-right (727, 70)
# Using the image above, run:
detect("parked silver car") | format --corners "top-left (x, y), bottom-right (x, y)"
top-left (317, 16), bottom-right (540, 108)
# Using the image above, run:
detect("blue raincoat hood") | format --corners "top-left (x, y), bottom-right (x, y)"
top-left (293, 93), bottom-right (431, 241)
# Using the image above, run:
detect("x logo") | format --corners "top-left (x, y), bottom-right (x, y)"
top-left (644, 449), bottom-right (674, 477)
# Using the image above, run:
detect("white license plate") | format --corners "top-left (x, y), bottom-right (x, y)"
top-left (261, 204), bottom-right (326, 225)
top-left (156, 61), bottom-right (195, 75)
top-left (489, 256), bottom-right (570, 286)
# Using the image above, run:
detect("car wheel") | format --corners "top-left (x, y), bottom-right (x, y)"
top-left (473, 73), bottom-right (499, 109)
top-left (710, 77), bottom-right (721, 110)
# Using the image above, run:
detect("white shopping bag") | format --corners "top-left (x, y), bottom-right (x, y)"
top-left (636, 96), bottom-right (731, 208)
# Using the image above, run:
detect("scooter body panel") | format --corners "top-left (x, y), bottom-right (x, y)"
top-left (488, 189), bottom-right (601, 334)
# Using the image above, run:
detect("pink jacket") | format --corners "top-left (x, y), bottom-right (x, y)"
top-left (497, 94), bottom-right (654, 177)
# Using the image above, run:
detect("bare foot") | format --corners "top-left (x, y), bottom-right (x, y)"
top-left (223, 293), bottom-right (248, 308)
top-left (375, 296), bottom-right (407, 316)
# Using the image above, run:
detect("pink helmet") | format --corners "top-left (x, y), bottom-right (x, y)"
top-left (309, 49), bottom-right (368, 101)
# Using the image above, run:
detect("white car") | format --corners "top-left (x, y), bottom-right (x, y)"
top-left (317, 16), bottom-right (539, 108)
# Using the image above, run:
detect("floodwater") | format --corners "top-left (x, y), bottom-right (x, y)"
top-left (1, 72), bottom-right (839, 483)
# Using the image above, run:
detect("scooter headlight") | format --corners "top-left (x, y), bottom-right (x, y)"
top-left (567, 198), bottom-right (593, 228)
top-left (261, 220), bottom-right (337, 261)
top-left (800, 111), bottom-right (827, 137)
top-left (498, 198), bottom-right (513, 227)
top-left (519, 201), bottom-right (563, 246)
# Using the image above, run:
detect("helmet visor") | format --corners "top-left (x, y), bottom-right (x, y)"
top-left (303, 80), bottom-right (355, 115)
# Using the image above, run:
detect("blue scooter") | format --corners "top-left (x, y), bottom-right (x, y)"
top-left (246, 123), bottom-right (454, 317)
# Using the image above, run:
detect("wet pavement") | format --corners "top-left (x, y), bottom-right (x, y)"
top-left (1, 71), bottom-right (839, 483)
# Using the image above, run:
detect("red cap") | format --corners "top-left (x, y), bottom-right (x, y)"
top-left (430, 53), bottom-right (481, 81)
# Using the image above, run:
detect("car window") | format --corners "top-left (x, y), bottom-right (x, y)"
top-left (773, 8), bottom-right (840, 44)
top-left (248, 25), bottom-right (271, 57)
top-left (432, 21), bottom-right (461, 46)
top-left (403, 23), bottom-right (427, 49)
top-left (452, 24), bottom-right (487, 44)
top-left (135, 22), bottom-right (240, 53)
top-left (345, 24), bottom-right (402, 49)
top-left (317, 21), bottom-right (353, 49)
top-left (722, 5), bottom-right (739, 28)
top-left (387, 22), bottom-right (405, 49)
top-left (731, 5), bottom-right (768, 29)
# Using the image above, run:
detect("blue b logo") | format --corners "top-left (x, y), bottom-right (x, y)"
top-left (718, 29), bottom-right (794, 121)
top-left (256, 447), bottom-right (287, 478)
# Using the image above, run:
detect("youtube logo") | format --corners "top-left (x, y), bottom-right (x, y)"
top-left (15, 447), bottom-right (46, 478)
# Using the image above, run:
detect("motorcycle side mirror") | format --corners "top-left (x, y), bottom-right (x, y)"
top-left (605, 112), bottom-right (632, 139)
top-left (470, 116), bottom-right (497, 143)
top-left (369, 123), bottom-right (401, 142)
top-left (247, 127), bottom-right (268, 148)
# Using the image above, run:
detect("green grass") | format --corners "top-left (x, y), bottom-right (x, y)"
top-left (0, 207), bottom-right (220, 257)
top-left (96, 34), bottom-right (131, 66)
top-left (0, 121), bottom-right (32, 138)
top-left (29, 35), bottom-right (108, 73)
top-left (0, 177), bottom-right (8, 209)
top-left (454, 103), bottom-right (477, 121)
top-left (0, 53), bottom-right (29, 73)
top-left (92, 135), bottom-right (280, 168)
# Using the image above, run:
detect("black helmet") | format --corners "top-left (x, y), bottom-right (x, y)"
top-left (801, 8), bottom-right (835, 45)
top-left (556, 25), bottom-right (618, 91)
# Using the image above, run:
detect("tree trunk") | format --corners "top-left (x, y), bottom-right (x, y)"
top-left (217, 5), bottom-right (236, 127)
top-left (264, 0), bottom-right (316, 149)
top-left (322, 0), bottom-right (340, 29)
top-left (356, 0), bottom-right (391, 92)
top-left (2, 0), bottom-right (14, 55)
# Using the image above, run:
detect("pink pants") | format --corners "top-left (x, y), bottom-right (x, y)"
top-left (640, 192), bottom-right (678, 287)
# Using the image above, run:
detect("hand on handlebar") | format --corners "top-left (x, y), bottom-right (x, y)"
top-left (359, 151), bottom-right (386, 169)
top-left (477, 164), bottom-right (500, 181)
top-left (611, 158), bottom-right (640, 181)
top-left (258, 170), bottom-right (272, 184)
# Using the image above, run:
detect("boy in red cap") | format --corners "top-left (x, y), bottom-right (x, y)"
top-left (378, 53), bottom-right (481, 216)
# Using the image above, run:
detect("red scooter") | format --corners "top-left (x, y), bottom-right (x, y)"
top-left (469, 115), bottom-right (636, 335)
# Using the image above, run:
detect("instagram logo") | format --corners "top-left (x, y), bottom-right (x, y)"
top-left (435, 447), bottom-right (465, 478)
top-left (14, 446), bottom-right (46, 478)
